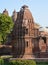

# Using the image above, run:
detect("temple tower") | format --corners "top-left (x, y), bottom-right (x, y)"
top-left (11, 5), bottom-right (38, 59)
top-left (12, 10), bottom-right (17, 23)
top-left (3, 9), bottom-right (9, 16)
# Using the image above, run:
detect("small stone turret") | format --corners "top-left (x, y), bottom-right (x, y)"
top-left (3, 9), bottom-right (9, 16)
top-left (12, 10), bottom-right (17, 23)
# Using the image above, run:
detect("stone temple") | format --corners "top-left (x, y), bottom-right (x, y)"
top-left (11, 5), bottom-right (48, 59)
top-left (0, 5), bottom-right (48, 59)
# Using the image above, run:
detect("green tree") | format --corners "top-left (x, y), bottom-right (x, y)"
top-left (0, 13), bottom-right (14, 44)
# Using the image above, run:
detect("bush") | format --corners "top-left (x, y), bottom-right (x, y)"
top-left (0, 58), bottom-right (48, 65)
top-left (0, 58), bottom-right (4, 65)
top-left (36, 62), bottom-right (48, 65)
top-left (0, 58), bottom-right (36, 65)
top-left (10, 60), bottom-right (36, 65)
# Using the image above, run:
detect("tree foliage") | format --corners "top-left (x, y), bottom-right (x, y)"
top-left (0, 13), bottom-right (14, 44)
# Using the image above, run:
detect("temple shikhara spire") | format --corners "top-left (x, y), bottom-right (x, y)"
top-left (12, 10), bottom-right (17, 23)
top-left (3, 9), bottom-right (9, 16)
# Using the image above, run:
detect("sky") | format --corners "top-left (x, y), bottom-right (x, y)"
top-left (0, 0), bottom-right (48, 27)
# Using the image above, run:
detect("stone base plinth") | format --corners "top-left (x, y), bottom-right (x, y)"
top-left (22, 55), bottom-right (35, 59)
top-left (13, 54), bottom-right (35, 59)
